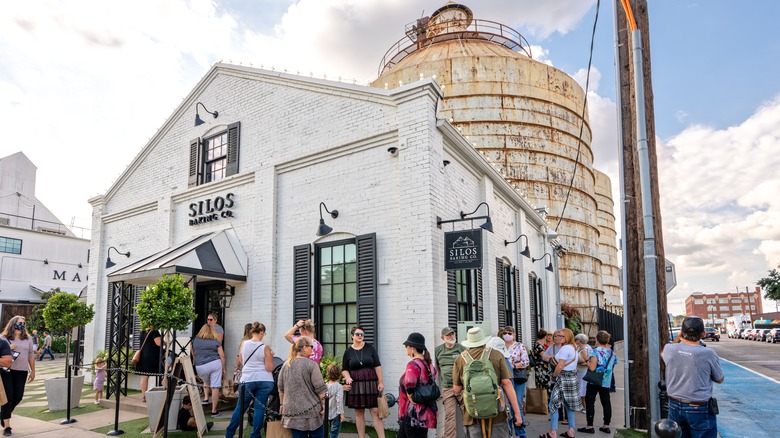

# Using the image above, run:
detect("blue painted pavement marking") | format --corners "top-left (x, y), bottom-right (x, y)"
top-left (713, 358), bottom-right (777, 438)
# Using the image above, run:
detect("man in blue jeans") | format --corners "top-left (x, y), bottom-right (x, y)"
top-left (662, 316), bottom-right (724, 438)
top-left (38, 331), bottom-right (55, 360)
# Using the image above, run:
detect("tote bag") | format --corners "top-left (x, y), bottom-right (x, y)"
top-left (525, 386), bottom-right (548, 415)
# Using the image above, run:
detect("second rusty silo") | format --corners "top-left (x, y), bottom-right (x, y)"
top-left (371, 2), bottom-right (604, 307)
top-left (595, 170), bottom-right (621, 308)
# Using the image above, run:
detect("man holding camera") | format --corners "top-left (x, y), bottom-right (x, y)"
top-left (662, 316), bottom-right (724, 438)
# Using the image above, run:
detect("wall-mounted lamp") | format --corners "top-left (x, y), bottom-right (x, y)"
top-left (532, 253), bottom-right (554, 272)
top-left (218, 285), bottom-right (235, 309)
top-left (387, 147), bottom-right (399, 157)
top-left (316, 202), bottom-right (339, 236)
top-left (546, 229), bottom-right (558, 240)
top-left (443, 160), bottom-right (451, 167)
top-left (194, 102), bottom-right (219, 126)
top-left (460, 202), bottom-right (493, 233)
top-left (106, 246), bottom-right (130, 269)
top-left (504, 234), bottom-right (531, 258)
top-left (43, 259), bottom-right (48, 265)
top-left (78, 263), bottom-right (83, 268)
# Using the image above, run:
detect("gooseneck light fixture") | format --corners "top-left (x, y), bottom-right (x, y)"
top-left (459, 202), bottom-right (493, 233)
top-left (316, 202), bottom-right (339, 236)
top-left (194, 102), bottom-right (219, 126)
top-left (532, 253), bottom-right (554, 272)
top-left (106, 246), bottom-right (130, 269)
top-left (504, 234), bottom-right (531, 258)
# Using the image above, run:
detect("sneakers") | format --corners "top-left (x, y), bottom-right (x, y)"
top-left (206, 421), bottom-right (214, 431)
top-left (211, 411), bottom-right (221, 417)
top-left (3, 427), bottom-right (11, 436)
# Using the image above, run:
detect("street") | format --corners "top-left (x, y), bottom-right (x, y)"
top-left (701, 337), bottom-right (780, 438)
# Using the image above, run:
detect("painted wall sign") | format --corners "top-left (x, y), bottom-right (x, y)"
top-left (444, 229), bottom-right (483, 271)
top-left (188, 193), bottom-right (236, 226)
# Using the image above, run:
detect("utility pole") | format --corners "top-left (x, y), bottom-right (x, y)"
top-left (615, 0), bottom-right (669, 432)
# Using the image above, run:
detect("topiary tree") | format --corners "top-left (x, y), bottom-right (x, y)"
top-left (135, 274), bottom-right (197, 377)
top-left (42, 291), bottom-right (95, 377)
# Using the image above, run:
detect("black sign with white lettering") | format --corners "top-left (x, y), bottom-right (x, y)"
top-left (444, 229), bottom-right (483, 271)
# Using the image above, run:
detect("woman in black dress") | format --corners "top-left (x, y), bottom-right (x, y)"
top-left (137, 327), bottom-right (161, 402)
top-left (341, 326), bottom-right (384, 438)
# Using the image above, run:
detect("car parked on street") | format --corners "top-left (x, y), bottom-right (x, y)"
top-left (704, 327), bottom-right (720, 342)
top-left (743, 328), bottom-right (756, 340)
top-left (766, 328), bottom-right (780, 344)
top-left (755, 328), bottom-right (771, 342)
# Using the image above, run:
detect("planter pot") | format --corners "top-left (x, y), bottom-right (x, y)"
top-left (146, 385), bottom-right (187, 432)
top-left (44, 375), bottom-right (85, 412)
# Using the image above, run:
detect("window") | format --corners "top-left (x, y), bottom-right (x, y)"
top-left (694, 299), bottom-right (704, 305)
top-left (496, 259), bottom-right (521, 338)
top-left (446, 269), bottom-right (482, 329)
top-left (732, 305), bottom-right (742, 311)
top-left (731, 299), bottom-right (741, 304)
top-left (293, 234), bottom-right (377, 357)
top-left (718, 298), bottom-right (728, 303)
top-left (0, 237), bottom-right (22, 254)
top-left (317, 241), bottom-right (358, 358)
top-left (719, 306), bottom-right (729, 311)
top-left (189, 122), bottom-right (240, 187)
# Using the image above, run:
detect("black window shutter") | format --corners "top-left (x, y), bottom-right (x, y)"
top-left (529, 275), bottom-right (538, 337)
top-left (537, 278), bottom-right (545, 329)
top-left (188, 138), bottom-right (201, 187)
top-left (447, 270), bottom-right (458, 330)
top-left (476, 268), bottom-right (484, 321)
top-left (356, 233), bottom-right (378, 346)
top-left (293, 244), bottom-right (312, 323)
top-left (132, 286), bottom-right (142, 350)
top-left (496, 259), bottom-right (506, 328)
top-left (514, 267), bottom-right (522, 340)
top-left (225, 121), bottom-right (241, 177)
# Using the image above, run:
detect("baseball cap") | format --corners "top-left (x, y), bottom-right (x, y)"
top-left (681, 316), bottom-right (705, 334)
top-left (441, 327), bottom-right (455, 336)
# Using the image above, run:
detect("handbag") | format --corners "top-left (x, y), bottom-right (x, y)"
top-left (525, 386), bottom-right (548, 415)
top-left (377, 392), bottom-right (390, 419)
top-left (266, 420), bottom-right (292, 438)
top-left (410, 360), bottom-right (441, 404)
top-left (512, 367), bottom-right (528, 384)
top-left (583, 350), bottom-right (613, 386)
top-left (131, 332), bottom-right (152, 366)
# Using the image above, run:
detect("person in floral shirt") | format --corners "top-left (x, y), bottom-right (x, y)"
top-left (398, 333), bottom-right (438, 438)
top-left (284, 319), bottom-right (323, 364)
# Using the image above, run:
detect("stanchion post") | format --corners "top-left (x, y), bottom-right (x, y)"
top-left (238, 383), bottom-right (245, 438)
top-left (658, 380), bottom-right (669, 419)
top-left (107, 366), bottom-right (124, 436)
top-left (60, 364), bottom-right (77, 424)
top-left (324, 395), bottom-right (330, 437)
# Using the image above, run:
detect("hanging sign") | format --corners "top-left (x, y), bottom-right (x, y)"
top-left (444, 229), bottom-right (483, 271)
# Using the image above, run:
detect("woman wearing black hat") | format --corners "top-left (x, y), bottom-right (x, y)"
top-left (398, 333), bottom-right (438, 438)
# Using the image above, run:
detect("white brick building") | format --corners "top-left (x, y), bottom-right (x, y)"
top-left (84, 63), bottom-right (560, 425)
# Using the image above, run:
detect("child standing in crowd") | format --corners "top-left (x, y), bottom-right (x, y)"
top-left (326, 363), bottom-right (345, 438)
top-left (93, 357), bottom-right (106, 404)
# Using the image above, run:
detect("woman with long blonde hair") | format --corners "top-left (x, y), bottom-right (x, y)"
top-left (540, 328), bottom-right (581, 438)
top-left (279, 336), bottom-right (328, 438)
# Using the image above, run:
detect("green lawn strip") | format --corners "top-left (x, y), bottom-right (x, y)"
top-left (92, 417), bottom-right (227, 437)
top-left (341, 421), bottom-right (398, 438)
top-left (615, 429), bottom-right (649, 438)
top-left (13, 403), bottom-right (105, 422)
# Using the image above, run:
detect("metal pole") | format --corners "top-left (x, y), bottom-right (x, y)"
top-left (612, 0), bottom-right (632, 427)
top-left (107, 284), bottom-right (125, 436)
top-left (630, 28), bottom-right (661, 432)
top-left (60, 363), bottom-right (77, 424)
top-left (238, 382), bottom-right (245, 438)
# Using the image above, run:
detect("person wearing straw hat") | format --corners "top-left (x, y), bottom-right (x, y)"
top-left (452, 327), bottom-right (522, 438)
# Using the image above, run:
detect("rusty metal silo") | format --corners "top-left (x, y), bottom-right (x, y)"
top-left (371, 2), bottom-right (605, 308)
top-left (595, 170), bottom-right (621, 308)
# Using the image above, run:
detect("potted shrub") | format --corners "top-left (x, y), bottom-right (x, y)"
top-left (42, 291), bottom-right (95, 411)
top-left (135, 273), bottom-right (196, 432)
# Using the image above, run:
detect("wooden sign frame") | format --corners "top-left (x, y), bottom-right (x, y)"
top-left (152, 356), bottom-right (208, 438)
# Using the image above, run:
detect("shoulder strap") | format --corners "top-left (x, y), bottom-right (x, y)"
top-left (479, 346), bottom-right (492, 363)
top-left (243, 342), bottom-right (264, 367)
top-left (462, 350), bottom-right (475, 364)
top-left (138, 331), bottom-right (151, 351)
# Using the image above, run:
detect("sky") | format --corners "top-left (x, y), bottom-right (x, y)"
top-left (2, 0), bottom-right (779, 315)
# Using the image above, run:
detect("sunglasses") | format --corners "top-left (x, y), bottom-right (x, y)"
top-left (207, 318), bottom-right (215, 321)
top-left (352, 332), bottom-right (364, 337)
top-left (554, 334), bottom-right (565, 338)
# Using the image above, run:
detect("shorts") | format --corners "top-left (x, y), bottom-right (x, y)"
top-left (197, 358), bottom-right (223, 388)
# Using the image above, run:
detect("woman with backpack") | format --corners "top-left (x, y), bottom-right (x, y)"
top-left (540, 328), bottom-right (581, 438)
top-left (224, 322), bottom-right (275, 438)
top-left (398, 333), bottom-right (438, 438)
top-left (577, 330), bottom-right (617, 435)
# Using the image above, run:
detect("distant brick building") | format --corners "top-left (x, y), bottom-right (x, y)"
top-left (685, 287), bottom-right (763, 323)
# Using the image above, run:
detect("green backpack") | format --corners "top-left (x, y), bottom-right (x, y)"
top-left (461, 347), bottom-right (500, 419)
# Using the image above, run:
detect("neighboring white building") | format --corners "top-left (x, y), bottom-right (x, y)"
top-left (85, 64), bottom-right (560, 425)
top-left (0, 152), bottom-right (90, 325)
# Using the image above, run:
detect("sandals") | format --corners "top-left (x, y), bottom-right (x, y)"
top-left (561, 432), bottom-right (576, 438)
top-left (599, 426), bottom-right (611, 433)
top-left (578, 427), bottom-right (595, 434)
